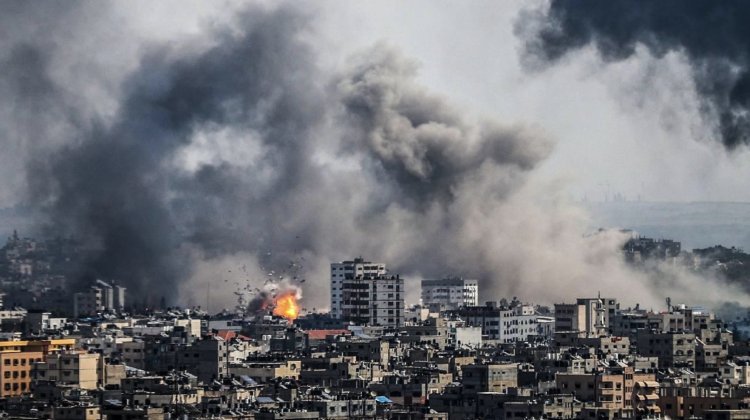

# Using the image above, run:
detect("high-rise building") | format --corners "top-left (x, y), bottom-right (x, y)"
top-left (421, 277), bottom-right (478, 311)
top-left (330, 258), bottom-right (404, 328)
top-left (330, 258), bottom-right (386, 319)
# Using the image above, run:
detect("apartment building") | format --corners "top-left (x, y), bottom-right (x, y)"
top-left (462, 363), bottom-right (518, 394)
top-left (0, 351), bottom-right (44, 397)
top-left (73, 279), bottom-right (126, 317)
top-left (118, 340), bottom-right (146, 370)
top-left (554, 297), bottom-right (619, 337)
top-left (330, 258), bottom-right (404, 328)
top-left (330, 258), bottom-right (386, 319)
top-left (33, 352), bottom-right (101, 390)
top-left (556, 366), bottom-right (655, 410)
top-left (458, 303), bottom-right (539, 343)
top-left (636, 331), bottom-right (696, 369)
top-left (420, 277), bottom-right (478, 311)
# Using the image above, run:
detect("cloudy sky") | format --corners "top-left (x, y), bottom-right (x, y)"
top-left (2, 1), bottom-right (749, 311)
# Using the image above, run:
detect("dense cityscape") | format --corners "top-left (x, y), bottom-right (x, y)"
top-left (0, 231), bottom-right (745, 419)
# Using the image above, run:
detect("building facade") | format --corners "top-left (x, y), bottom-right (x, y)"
top-left (73, 280), bottom-right (126, 317)
top-left (458, 303), bottom-right (539, 343)
top-left (420, 277), bottom-right (478, 311)
top-left (554, 297), bottom-right (619, 337)
top-left (330, 258), bottom-right (404, 328)
top-left (33, 351), bottom-right (101, 390)
top-left (0, 351), bottom-right (44, 397)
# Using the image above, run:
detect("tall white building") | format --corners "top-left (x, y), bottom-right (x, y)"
top-left (421, 277), bottom-right (478, 311)
top-left (330, 258), bottom-right (404, 328)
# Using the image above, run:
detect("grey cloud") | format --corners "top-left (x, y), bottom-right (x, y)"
top-left (3, 2), bottom-right (741, 313)
top-left (338, 45), bottom-right (552, 206)
top-left (517, 0), bottom-right (750, 149)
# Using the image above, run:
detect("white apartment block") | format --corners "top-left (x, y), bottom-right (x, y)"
top-left (330, 258), bottom-right (404, 328)
top-left (421, 277), bottom-right (478, 310)
top-left (458, 303), bottom-right (540, 343)
top-left (330, 258), bottom-right (386, 319)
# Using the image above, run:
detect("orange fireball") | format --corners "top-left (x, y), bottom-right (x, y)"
top-left (273, 292), bottom-right (300, 322)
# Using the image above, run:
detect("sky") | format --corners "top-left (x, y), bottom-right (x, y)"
top-left (316, 1), bottom-right (750, 203)
top-left (4, 2), bottom-right (750, 206)
top-left (2, 1), bottom-right (750, 312)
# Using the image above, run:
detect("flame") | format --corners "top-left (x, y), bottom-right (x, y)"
top-left (273, 291), bottom-right (300, 322)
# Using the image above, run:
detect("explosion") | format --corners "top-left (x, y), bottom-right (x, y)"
top-left (272, 291), bottom-right (300, 322)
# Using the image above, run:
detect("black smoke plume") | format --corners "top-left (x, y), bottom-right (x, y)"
top-left (518, 1), bottom-right (750, 149)
top-left (22, 6), bottom-right (325, 304)
top-left (4, 1), bottom-right (556, 309)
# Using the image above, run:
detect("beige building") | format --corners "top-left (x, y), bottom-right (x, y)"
top-left (53, 404), bottom-right (100, 420)
top-left (33, 351), bottom-right (100, 390)
top-left (555, 297), bottom-right (618, 337)
top-left (229, 359), bottom-right (300, 383)
top-left (462, 363), bottom-right (518, 394)
top-left (556, 367), bottom-right (655, 410)
top-left (117, 340), bottom-right (145, 370)
top-left (0, 351), bottom-right (43, 397)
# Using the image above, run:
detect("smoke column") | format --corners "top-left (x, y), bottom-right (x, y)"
top-left (0, 2), bottom-right (745, 311)
top-left (517, 0), bottom-right (750, 149)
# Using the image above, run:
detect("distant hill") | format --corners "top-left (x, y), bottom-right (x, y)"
top-left (586, 201), bottom-right (750, 252)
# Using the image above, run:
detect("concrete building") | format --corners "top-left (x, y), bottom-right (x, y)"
top-left (331, 258), bottom-right (386, 320)
top-left (33, 351), bottom-right (101, 390)
top-left (400, 317), bottom-right (451, 350)
top-left (454, 326), bottom-right (483, 348)
top-left (420, 277), bottom-right (478, 311)
top-left (117, 340), bottom-right (146, 370)
top-left (331, 258), bottom-right (404, 328)
top-left (555, 366), bottom-right (655, 410)
top-left (175, 336), bottom-right (229, 383)
top-left (24, 311), bottom-right (67, 336)
top-left (73, 279), bottom-right (126, 317)
top-left (231, 359), bottom-right (300, 383)
top-left (458, 303), bottom-right (539, 343)
top-left (0, 350), bottom-right (43, 397)
top-left (462, 363), bottom-right (518, 394)
top-left (636, 330), bottom-right (696, 368)
top-left (53, 404), bottom-right (101, 420)
top-left (554, 297), bottom-right (619, 336)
